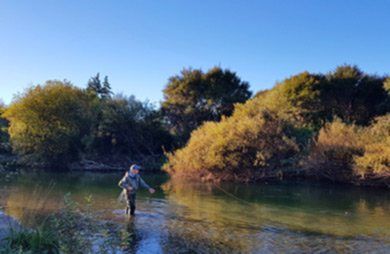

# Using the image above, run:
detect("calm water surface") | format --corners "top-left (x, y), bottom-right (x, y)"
top-left (1, 171), bottom-right (390, 253)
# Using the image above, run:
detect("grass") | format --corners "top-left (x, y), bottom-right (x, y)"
top-left (0, 192), bottom-right (132, 254)
top-left (1, 225), bottom-right (59, 254)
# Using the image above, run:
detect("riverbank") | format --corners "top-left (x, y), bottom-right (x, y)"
top-left (168, 168), bottom-right (390, 188)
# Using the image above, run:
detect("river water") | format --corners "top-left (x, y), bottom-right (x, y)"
top-left (1, 171), bottom-right (390, 253)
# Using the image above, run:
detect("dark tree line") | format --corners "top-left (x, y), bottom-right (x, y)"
top-left (281, 65), bottom-right (387, 128)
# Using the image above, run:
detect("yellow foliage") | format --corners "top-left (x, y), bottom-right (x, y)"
top-left (2, 81), bottom-right (97, 167)
top-left (354, 137), bottom-right (390, 175)
top-left (163, 109), bottom-right (299, 180)
top-left (353, 114), bottom-right (390, 176)
top-left (310, 119), bottom-right (371, 164)
top-left (308, 115), bottom-right (390, 179)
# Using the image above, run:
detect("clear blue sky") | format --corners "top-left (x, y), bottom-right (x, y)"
top-left (1, 0), bottom-right (389, 106)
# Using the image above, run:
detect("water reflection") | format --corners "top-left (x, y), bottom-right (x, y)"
top-left (1, 171), bottom-right (390, 253)
top-left (158, 180), bottom-right (390, 253)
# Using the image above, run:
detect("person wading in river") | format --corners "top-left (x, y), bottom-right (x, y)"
top-left (118, 164), bottom-right (155, 216)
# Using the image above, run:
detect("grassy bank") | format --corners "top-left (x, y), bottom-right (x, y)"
top-left (0, 194), bottom-right (131, 254)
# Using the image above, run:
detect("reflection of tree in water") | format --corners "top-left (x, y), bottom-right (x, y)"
top-left (159, 180), bottom-right (255, 253)
top-left (4, 182), bottom-right (61, 226)
top-left (159, 180), bottom-right (390, 253)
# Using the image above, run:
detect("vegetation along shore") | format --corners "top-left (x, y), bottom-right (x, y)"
top-left (1, 65), bottom-right (390, 187)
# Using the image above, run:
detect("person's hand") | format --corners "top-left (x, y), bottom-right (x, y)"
top-left (149, 188), bottom-right (155, 194)
top-left (127, 186), bottom-right (133, 192)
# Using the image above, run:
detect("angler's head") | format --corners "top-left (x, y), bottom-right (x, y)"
top-left (129, 164), bottom-right (142, 175)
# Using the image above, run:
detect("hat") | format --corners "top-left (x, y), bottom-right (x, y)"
top-left (130, 164), bottom-right (142, 171)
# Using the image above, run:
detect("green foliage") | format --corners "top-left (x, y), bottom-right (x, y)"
top-left (161, 67), bottom-right (252, 143)
top-left (262, 65), bottom-right (388, 130)
top-left (2, 79), bottom-right (171, 168)
top-left (164, 109), bottom-right (299, 181)
top-left (2, 225), bottom-right (59, 254)
top-left (324, 65), bottom-right (387, 125)
top-left (50, 193), bottom-right (99, 253)
top-left (85, 94), bottom-right (172, 159)
top-left (2, 81), bottom-right (98, 168)
top-left (281, 71), bottom-right (322, 109)
top-left (86, 73), bottom-right (112, 101)
top-left (50, 194), bottom-right (131, 254)
top-left (0, 103), bottom-right (11, 154)
top-left (279, 71), bottom-right (328, 128)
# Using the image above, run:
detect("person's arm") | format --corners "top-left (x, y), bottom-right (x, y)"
top-left (118, 176), bottom-right (127, 189)
top-left (118, 174), bottom-right (133, 191)
top-left (139, 176), bottom-right (155, 194)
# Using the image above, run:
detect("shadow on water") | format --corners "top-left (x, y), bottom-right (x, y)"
top-left (1, 171), bottom-right (390, 253)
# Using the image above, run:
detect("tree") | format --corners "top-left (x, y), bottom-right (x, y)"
top-left (280, 71), bottom-right (328, 127)
top-left (378, 76), bottom-right (390, 114)
top-left (84, 95), bottom-right (172, 160)
top-left (87, 73), bottom-right (112, 101)
top-left (0, 100), bottom-right (10, 154)
top-left (324, 65), bottom-right (387, 124)
top-left (2, 81), bottom-right (98, 168)
top-left (277, 65), bottom-right (388, 128)
top-left (161, 67), bottom-right (252, 142)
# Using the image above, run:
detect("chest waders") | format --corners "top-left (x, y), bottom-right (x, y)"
top-left (126, 190), bottom-right (136, 216)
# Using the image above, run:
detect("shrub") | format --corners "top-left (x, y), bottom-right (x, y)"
top-left (354, 137), bottom-right (390, 176)
top-left (164, 109), bottom-right (299, 181)
top-left (354, 115), bottom-right (390, 177)
top-left (306, 118), bottom-right (371, 182)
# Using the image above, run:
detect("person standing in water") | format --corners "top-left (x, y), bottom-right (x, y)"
top-left (118, 164), bottom-right (155, 216)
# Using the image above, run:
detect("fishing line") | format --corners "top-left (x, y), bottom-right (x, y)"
top-left (212, 183), bottom-right (257, 208)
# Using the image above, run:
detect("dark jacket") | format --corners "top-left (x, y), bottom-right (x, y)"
top-left (118, 172), bottom-right (151, 194)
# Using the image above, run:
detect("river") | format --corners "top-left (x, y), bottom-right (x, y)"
top-left (1, 170), bottom-right (390, 253)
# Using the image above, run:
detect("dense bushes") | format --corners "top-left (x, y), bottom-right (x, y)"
top-left (164, 65), bottom-right (390, 185)
top-left (163, 109), bottom-right (300, 182)
top-left (354, 115), bottom-right (390, 177)
top-left (305, 119), bottom-right (371, 182)
top-left (305, 115), bottom-right (390, 183)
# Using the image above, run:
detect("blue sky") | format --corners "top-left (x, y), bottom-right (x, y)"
top-left (1, 0), bottom-right (389, 106)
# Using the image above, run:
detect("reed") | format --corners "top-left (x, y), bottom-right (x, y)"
top-left (1, 191), bottom-right (131, 254)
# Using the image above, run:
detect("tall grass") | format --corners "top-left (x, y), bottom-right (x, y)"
top-left (1, 191), bottom-right (131, 254)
